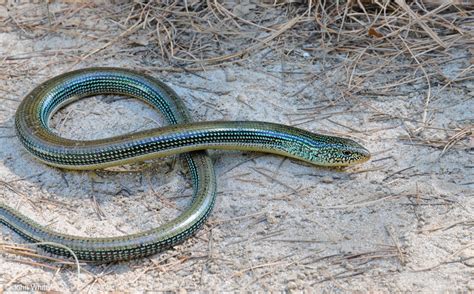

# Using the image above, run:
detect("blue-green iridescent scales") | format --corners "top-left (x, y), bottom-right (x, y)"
top-left (0, 68), bottom-right (370, 262)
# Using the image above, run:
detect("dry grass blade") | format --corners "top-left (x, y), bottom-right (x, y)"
top-left (395, 0), bottom-right (447, 48)
top-left (1, 242), bottom-right (83, 278)
top-left (440, 126), bottom-right (473, 157)
top-left (413, 243), bottom-right (474, 272)
top-left (0, 0), bottom-right (471, 291)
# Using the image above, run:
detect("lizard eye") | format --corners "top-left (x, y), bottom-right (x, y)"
top-left (342, 150), bottom-right (352, 156)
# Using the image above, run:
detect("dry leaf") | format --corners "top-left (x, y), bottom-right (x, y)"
top-left (368, 27), bottom-right (383, 38)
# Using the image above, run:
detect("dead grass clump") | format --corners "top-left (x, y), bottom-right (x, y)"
top-left (117, 1), bottom-right (471, 66)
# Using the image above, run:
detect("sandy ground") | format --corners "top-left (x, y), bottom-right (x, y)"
top-left (0, 2), bottom-right (473, 293)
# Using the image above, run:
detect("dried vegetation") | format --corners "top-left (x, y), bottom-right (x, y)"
top-left (0, 0), bottom-right (472, 292)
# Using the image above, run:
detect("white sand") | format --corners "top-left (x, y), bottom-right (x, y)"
top-left (0, 2), bottom-right (472, 292)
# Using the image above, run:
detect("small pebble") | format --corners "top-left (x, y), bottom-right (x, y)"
top-left (266, 213), bottom-right (278, 225)
top-left (297, 272), bottom-right (306, 280)
top-left (321, 176), bottom-right (334, 184)
top-left (236, 94), bottom-right (247, 103)
top-left (287, 281), bottom-right (298, 290)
